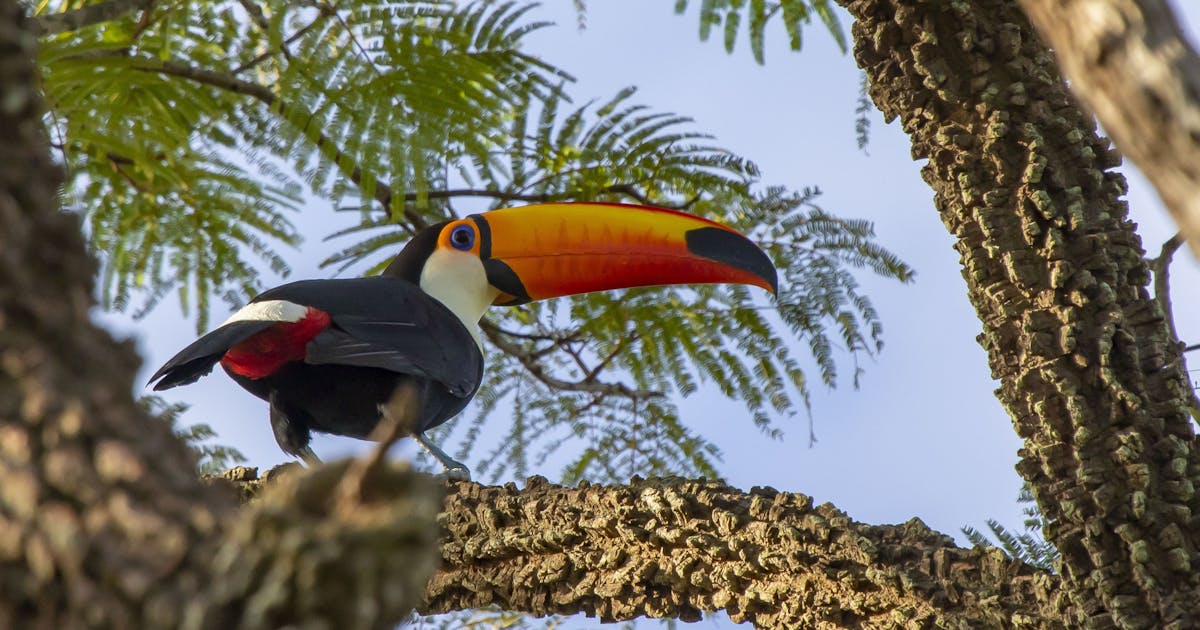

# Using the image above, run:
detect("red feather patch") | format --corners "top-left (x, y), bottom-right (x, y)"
top-left (220, 307), bottom-right (331, 379)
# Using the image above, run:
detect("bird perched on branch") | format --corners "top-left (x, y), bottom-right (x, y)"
top-left (149, 202), bottom-right (777, 478)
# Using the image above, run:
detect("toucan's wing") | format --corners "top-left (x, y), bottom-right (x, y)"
top-left (260, 278), bottom-right (484, 398)
top-left (149, 277), bottom-right (482, 397)
top-left (304, 321), bottom-right (480, 397)
top-left (148, 320), bottom-right (276, 390)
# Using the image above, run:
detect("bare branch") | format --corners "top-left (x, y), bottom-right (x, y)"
top-left (1147, 232), bottom-right (1200, 419)
top-left (481, 320), bottom-right (664, 400)
top-left (1150, 232), bottom-right (1185, 340)
top-left (210, 469), bottom-right (1065, 628)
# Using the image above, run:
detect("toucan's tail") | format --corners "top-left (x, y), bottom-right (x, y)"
top-left (148, 321), bottom-right (274, 390)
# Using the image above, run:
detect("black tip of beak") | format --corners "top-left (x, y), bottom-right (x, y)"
top-left (685, 227), bottom-right (779, 295)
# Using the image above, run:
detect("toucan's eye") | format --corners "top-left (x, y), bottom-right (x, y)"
top-left (449, 224), bottom-right (475, 251)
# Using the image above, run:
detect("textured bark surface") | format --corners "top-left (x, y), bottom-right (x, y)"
top-left (0, 4), bottom-right (1068, 624)
top-left (0, 0), bottom-right (228, 624)
top-left (0, 3), bottom-right (439, 628)
top-left (10, 0), bottom-right (1200, 626)
top-left (215, 468), bottom-right (1064, 629)
top-left (1018, 0), bottom-right (1200, 256)
top-left (841, 0), bottom-right (1200, 627)
top-left (428, 477), bottom-right (1061, 628)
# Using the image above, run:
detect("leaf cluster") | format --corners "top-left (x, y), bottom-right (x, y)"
top-left (963, 483), bottom-right (1059, 573)
top-left (138, 395), bottom-right (247, 474)
top-left (674, 0), bottom-right (847, 63)
top-left (38, 0), bottom-right (565, 329)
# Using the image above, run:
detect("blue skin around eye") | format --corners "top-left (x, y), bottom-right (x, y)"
top-left (451, 225), bottom-right (475, 251)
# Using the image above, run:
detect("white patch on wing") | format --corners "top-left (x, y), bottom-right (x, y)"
top-left (223, 299), bottom-right (309, 324)
top-left (420, 248), bottom-right (499, 349)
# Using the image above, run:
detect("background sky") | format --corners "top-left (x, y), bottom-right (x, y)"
top-left (100, 2), bottom-right (1200, 627)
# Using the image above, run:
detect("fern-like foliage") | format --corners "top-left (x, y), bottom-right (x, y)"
top-left (962, 483), bottom-right (1059, 573)
top-left (364, 88), bottom-right (912, 484)
top-left (37, 0), bottom-right (567, 329)
top-left (138, 395), bottom-right (247, 475)
top-left (674, 0), bottom-right (847, 63)
top-left (38, 2), bottom-right (911, 486)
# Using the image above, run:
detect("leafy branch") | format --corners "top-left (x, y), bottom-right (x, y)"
top-left (41, 0), bottom-right (913, 488)
top-left (675, 0), bottom-right (847, 64)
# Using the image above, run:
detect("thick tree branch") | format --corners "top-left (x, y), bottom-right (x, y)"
top-left (31, 0), bottom-right (151, 36)
top-left (840, 0), bottom-right (1200, 625)
top-left (217, 468), bottom-right (1066, 628)
top-left (1017, 0), bottom-right (1200, 256)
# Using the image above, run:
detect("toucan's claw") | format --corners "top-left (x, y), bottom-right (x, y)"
top-left (438, 466), bottom-right (471, 482)
top-left (414, 432), bottom-right (471, 481)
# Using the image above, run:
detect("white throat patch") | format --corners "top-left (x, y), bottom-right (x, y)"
top-left (419, 249), bottom-right (498, 349)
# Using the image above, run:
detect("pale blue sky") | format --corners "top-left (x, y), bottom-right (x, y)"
top-left (101, 2), bottom-right (1200, 627)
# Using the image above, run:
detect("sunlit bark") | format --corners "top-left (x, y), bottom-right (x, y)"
top-left (840, 0), bottom-right (1200, 626)
top-left (8, 0), bottom-right (1200, 627)
top-left (1019, 0), bottom-right (1200, 258)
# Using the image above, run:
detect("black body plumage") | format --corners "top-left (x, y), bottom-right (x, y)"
top-left (148, 276), bottom-right (483, 459)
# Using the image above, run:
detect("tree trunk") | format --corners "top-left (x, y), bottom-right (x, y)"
top-left (839, 0), bottom-right (1200, 626)
top-left (6, 0), bottom-right (1200, 627)
top-left (0, 4), bottom-right (439, 628)
top-left (1017, 0), bottom-right (1200, 257)
top-left (0, 3), bottom-right (1065, 625)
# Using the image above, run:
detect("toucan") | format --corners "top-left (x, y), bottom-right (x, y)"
top-left (148, 202), bottom-right (777, 477)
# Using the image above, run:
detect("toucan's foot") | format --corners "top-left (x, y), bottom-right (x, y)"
top-left (413, 432), bottom-right (471, 480)
top-left (437, 465), bottom-right (471, 482)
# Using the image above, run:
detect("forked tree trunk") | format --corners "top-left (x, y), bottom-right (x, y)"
top-left (4, 0), bottom-right (1200, 627)
top-left (840, 0), bottom-right (1200, 626)
top-left (1018, 0), bottom-right (1200, 258)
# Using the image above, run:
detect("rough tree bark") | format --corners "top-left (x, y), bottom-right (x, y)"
top-left (841, 0), bottom-right (1200, 627)
top-left (7, 0), bottom-right (1200, 628)
top-left (1016, 0), bottom-right (1200, 256)
top-left (0, 3), bottom-right (440, 628)
top-left (0, 1), bottom-right (1069, 626)
top-left (216, 467), bottom-right (1064, 627)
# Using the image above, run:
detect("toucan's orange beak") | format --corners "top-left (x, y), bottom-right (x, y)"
top-left (468, 202), bottom-right (777, 305)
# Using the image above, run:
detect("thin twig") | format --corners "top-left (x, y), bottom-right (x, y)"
top-left (585, 331), bottom-right (639, 381)
top-left (232, 8), bottom-right (333, 74)
top-left (129, 55), bottom-right (427, 230)
top-left (32, 0), bottom-right (152, 36)
top-left (336, 380), bottom-right (421, 506)
top-left (480, 320), bottom-right (663, 400)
